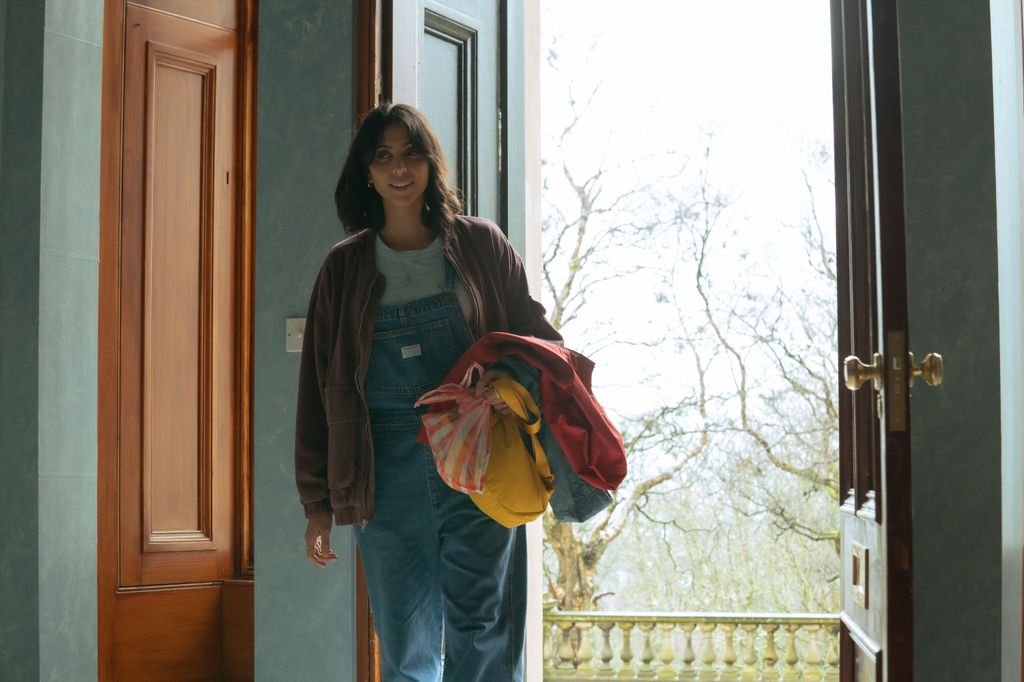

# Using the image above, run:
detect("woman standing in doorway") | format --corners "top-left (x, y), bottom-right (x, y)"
top-left (293, 102), bottom-right (561, 681)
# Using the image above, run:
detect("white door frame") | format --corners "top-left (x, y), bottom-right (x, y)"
top-left (390, 0), bottom-right (421, 108)
top-left (522, 7), bottom-right (545, 682)
top-left (991, 0), bottom-right (1024, 679)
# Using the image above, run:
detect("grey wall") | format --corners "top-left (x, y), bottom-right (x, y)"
top-left (0, 0), bottom-right (101, 679)
top-left (254, 2), bottom-right (357, 679)
top-left (35, 0), bottom-right (102, 677)
top-left (898, 1), bottom-right (1003, 680)
top-left (0, 1), bottom-right (44, 677)
top-left (0, 0), bottom-right (8, 170)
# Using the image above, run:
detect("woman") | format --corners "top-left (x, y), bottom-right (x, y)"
top-left (293, 102), bottom-right (562, 681)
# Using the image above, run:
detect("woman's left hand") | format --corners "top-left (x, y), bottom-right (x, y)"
top-left (475, 368), bottom-right (514, 416)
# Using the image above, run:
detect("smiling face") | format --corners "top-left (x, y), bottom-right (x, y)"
top-left (368, 123), bottom-right (431, 211)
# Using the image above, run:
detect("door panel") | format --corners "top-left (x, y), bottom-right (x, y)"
top-left (121, 2), bottom-right (236, 586)
top-left (143, 43), bottom-right (215, 554)
top-left (420, 0), bottom-right (503, 226)
top-left (843, 617), bottom-right (883, 682)
top-left (422, 12), bottom-right (474, 208)
top-left (422, 6), bottom-right (481, 217)
top-left (113, 585), bottom-right (223, 677)
top-left (831, 0), bottom-right (913, 679)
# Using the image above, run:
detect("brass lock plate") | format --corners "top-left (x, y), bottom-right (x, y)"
top-left (886, 331), bottom-right (906, 432)
top-left (851, 541), bottom-right (868, 608)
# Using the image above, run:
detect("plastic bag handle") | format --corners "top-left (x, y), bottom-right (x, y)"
top-left (459, 362), bottom-right (486, 388)
top-left (414, 362), bottom-right (487, 407)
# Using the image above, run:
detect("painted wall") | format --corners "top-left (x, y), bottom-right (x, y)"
top-left (0, 0), bottom-right (101, 679)
top-left (898, 1), bottom-right (1004, 679)
top-left (253, 2), bottom-right (358, 679)
top-left (0, 0), bottom-right (7, 170)
top-left (0, 1), bottom-right (44, 677)
top-left (989, 0), bottom-right (1024, 679)
top-left (35, 0), bottom-right (102, 678)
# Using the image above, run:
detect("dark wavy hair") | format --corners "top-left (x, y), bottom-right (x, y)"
top-left (335, 102), bottom-right (463, 235)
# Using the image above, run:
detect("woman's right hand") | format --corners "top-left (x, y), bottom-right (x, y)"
top-left (475, 368), bottom-right (514, 416)
top-left (305, 513), bottom-right (338, 568)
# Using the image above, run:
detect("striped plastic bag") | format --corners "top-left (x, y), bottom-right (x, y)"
top-left (414, 362), bottom-right (492, 494)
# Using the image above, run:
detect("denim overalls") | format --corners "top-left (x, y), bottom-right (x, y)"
top-left (354, 258), bottom-right (526, 682)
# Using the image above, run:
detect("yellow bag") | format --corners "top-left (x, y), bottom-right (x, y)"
top-left (471, 377), bottom-right (555, 528)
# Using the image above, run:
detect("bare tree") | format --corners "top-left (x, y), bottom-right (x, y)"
top-left (539, 43), bottom-right (840, 615)
top-left (539, 72), bottom-right (717, 609)
top-left (684, 153), bottom-right (840, 556)
top-left (636, 148), bottom-right (841, 610)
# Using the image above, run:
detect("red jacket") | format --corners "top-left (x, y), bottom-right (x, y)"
top-left (420, 332), bottom-right (627, 491)
top-left (294, 217), bottom-right (562, 526)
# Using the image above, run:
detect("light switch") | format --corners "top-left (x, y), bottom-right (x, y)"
top-left (286, 318), bottom-right (305, 353)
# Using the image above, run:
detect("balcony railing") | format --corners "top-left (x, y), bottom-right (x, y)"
top-left (543, 610), bottom-right (840, 681)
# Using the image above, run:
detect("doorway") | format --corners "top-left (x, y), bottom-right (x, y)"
top-left (357, 1), bottom-right (926, 679)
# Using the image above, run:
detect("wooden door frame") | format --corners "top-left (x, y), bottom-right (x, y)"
top-left (831, 0), bottom-right (913, 679)
top-left (97, 1), bottom-right (123, 671)
top-left (355, 3), bottom-right (387, 680)
top-left (867, 2), bottom-right (914, 677)
top-left (97, 0), bottom-right (257, 677)
top-left (238, 0), bottom-right (258, 583)
top-left (97, 0), bottom-right (123, 671)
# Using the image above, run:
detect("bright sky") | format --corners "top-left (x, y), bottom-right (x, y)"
top-left (540, 0), bottom-right (834, 212)
top-left (540, 0), bottom-right (836, 416)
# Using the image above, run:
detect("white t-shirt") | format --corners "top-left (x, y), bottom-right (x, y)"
top-left (374, 234), bottom-right (474, 324)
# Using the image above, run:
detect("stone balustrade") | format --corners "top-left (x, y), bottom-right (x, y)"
top-left (543, 610), bottom-right (840, 681)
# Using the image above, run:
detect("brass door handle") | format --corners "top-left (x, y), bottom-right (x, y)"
top-left (909, 352), bottom-right (943, 387)
top-left (844, 353), bottom-right (882, 391)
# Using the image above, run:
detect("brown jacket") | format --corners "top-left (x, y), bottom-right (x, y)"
top-left (294, 215), bottom-right (562, 526)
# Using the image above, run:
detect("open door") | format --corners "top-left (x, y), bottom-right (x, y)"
top-left (831, 0), bottom-right (942, 679)
top-left (356, 0), bottom-right (530, 678)
top-left (388, 0), bottom-right (516, 229)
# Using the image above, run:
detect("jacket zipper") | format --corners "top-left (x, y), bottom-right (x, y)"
top-left (354, 270), bottom-right (379, 528)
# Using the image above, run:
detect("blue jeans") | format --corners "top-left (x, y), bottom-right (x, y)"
top-left (354, 277), bottom-right (526, 682)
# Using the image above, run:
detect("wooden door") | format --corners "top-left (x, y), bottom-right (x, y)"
top-left (98, 1), bottom-right (255, 679)
top-left (831, 0), bottom-right (923, 679)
